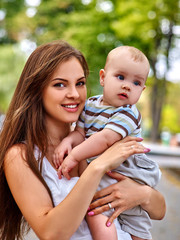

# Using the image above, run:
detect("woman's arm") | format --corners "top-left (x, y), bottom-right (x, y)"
top-left (139, 180), bottom-right (166, 220)
top-left (4, 144), bottom-right (103, 240)
top-left (88, 172), bottom-right (166, 226)
top-left (4, 138), bottom-right (148, 240)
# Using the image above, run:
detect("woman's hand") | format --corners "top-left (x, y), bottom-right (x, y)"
top-left (88, 172), bottom-right (146, 225)
top-left (88, 171), bottom-right (165, 226)
top-left (92, 136), bottom-right (150, 174)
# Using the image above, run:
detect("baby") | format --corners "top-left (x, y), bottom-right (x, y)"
top-left (54, 46), bottom-right (160, 240)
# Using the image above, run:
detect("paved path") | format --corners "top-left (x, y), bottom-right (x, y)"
top-left (151, 169), bottom-right (180, 240)
top-left (146, 142), bottom-right (180, 168)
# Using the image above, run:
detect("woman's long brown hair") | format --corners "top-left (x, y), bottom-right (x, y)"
top-left (0, 40), bottom-right (89, 240)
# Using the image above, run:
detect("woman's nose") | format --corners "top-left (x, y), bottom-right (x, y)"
top-left (67, 87), bottom-right (79, 98)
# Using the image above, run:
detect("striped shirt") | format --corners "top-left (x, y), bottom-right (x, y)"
top-left (77, 95), bottom-right (142, 139)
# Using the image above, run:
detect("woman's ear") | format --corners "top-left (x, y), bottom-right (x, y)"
top-left (99, 69), bottom-right (105, 87)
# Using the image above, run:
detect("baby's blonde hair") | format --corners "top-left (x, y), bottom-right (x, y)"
top-left (105, 45), bottom-right (150, 71)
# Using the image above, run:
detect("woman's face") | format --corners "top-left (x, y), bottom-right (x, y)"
top-left (42, 57), bottom-right (87, 125)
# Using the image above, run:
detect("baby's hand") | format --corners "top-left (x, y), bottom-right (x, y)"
top-left (57, 154), bottom-right (79, 180)
top-left (53, 140), bottom-right (73, 169)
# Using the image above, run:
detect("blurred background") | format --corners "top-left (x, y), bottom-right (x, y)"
top-left (0, 0), bottom-right (180, 239)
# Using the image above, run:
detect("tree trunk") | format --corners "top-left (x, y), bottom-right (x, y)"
top-left (150, 77), bottom-right (167, 142)
top-left (149, 21), bottom-right (174, 142)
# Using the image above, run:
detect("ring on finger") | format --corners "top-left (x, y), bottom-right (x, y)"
top-left (131, 145), bottom-right (134, 149)
top-left (108, 203), bottom-right (112, 209)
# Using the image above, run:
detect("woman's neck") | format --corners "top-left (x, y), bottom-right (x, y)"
top-left (48, 125), bottom-right (70, 147)
top-left (45, 118), bottom-right (71, 166)
top-left (45, 115), bottom-right (71, 143)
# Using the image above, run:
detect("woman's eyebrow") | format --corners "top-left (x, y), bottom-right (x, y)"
top-left (77, 76), bottom-right (86, 81)
top-left (52, 78), bottom-right (68, 82)
top-left (52, 76), bottom-right (85, 82)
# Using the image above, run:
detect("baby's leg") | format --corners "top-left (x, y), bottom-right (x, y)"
top-left (131, 235), bottom-right (151, 240)
top-left (87, 213), bottom-right (118, 240)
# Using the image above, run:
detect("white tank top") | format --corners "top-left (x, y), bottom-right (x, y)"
top-left (41, 155), bottom-right (93, 240)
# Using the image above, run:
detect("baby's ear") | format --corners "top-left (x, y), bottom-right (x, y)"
top-left (99, 69), bottom-right (105, 87)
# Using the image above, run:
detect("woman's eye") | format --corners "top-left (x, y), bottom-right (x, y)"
top-left (117, 75), bottom-right (124, 80)
top-left (77, 81), bottom-right (86, 86)
top-left (54, 82), bottom-right (65, 88)
top-left (134, 81), bottom-right (141, 86)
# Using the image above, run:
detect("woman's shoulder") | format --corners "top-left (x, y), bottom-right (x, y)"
top-left (4, 143), bottom-right (27, 165)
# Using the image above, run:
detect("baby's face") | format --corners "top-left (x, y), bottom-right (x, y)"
top-left (100, 50), bottom-right (148, 107)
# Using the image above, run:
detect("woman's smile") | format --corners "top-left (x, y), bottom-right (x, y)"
top-left (61, 103), bottom-right (79, 112)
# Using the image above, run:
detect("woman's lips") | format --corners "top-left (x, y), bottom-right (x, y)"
top-left (61, 104), bottom-right (79, 112)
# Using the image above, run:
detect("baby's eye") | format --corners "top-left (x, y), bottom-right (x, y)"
top-left (134, 81), bottom-right (141, 86)
top-left (117, 75), bottom-right (124, 80)
top-left (54, 82), bottom-right (65, 88)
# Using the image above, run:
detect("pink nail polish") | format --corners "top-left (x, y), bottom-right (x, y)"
top-left (139, 137), bottom-right (144, 141)
top-left (144, 148), bottom-right (151, 153)
top-left (88, 211), bottom-right (95, 216)
top-left (106, 221), bottom-right (111, 227)
top-left (87, 207), bottom-right (91, 211)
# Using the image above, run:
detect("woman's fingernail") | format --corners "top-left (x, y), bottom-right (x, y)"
top-left (88, 211), bottom-right (95, 216)
top-left (87, 207), bottom-right (91, 211)
top-left (139, 137), bottom-right (144, 141)
top-left (107, 171), bottom-right (112, 173)
top-left (106, 221), bottom-right (111, 227)
top-left (144, 148), bottom-right (151, 153)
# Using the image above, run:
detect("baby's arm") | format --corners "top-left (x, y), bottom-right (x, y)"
top-left (53, 127), bottom-right (85, 168)
top-left (71, 129), bottom-right (122, 160)
top-left (86, 213), bottom-right (118, 240)
top-left (58, 129), bottom-right (122, 179)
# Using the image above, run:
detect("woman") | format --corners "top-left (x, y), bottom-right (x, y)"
top-left (0, 40), bottom-right (165, 240)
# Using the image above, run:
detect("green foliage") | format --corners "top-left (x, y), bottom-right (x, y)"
top-left (161, 105), bottom-right (180, 133)
top-left (0, 44), bottom-right (26, 112)
top-left (161, 82), bottom-right (180, 133)
top-left (0, 0), bottom-right (26, 43)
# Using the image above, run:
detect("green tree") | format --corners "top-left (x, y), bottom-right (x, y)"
top-left (0, 44), bottom-right (26, 112)
top-left (0, 0), bottom-right (26, 43)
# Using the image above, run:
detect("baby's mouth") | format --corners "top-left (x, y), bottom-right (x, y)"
top-left (118, 93), bottom-right (128, 99)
